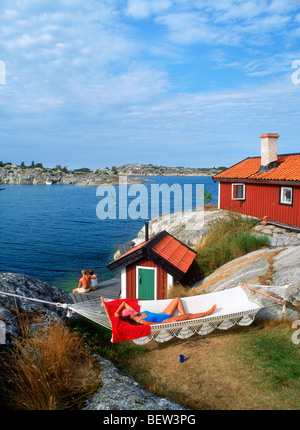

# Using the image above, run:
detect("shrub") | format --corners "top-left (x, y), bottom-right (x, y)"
top-left (186, 214), bottom-right (269, 283)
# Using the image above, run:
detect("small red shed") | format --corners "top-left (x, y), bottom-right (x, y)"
top-left (213, 133), bottom-right (300, 230)
top-left (107, 231), bottom-right (196, 300)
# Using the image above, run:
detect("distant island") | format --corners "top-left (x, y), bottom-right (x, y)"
top-left (0, 161), bottom-right (226, 186)
top-left (116, 163), bottom-right (226, 177)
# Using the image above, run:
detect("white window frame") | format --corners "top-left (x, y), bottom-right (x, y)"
top-left (231, 183), bottom-right (246, 201)
top-left (280, 187), bottom-right (293, 206)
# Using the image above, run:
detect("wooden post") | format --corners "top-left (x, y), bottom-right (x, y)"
top-left (241, 283), bottom-right (285, 305)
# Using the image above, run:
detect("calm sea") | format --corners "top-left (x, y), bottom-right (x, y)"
top-left (0, 176), bottom-right (217, 292)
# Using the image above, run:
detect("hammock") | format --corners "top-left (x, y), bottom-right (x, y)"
top-left (1, 283), bottom-right (295, 344)
top-left (67, 284), bottom-right (286, 344)
top-left (114, 286), bottom-right (265, 344)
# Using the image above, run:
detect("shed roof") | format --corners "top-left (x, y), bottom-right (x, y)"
top-left (213, 154), bottom-right (300, 183)
top-left (107, 231), bottom-right (196, 279)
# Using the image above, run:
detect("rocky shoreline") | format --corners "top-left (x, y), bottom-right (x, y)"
top-left (0, 163), bottom-right (222, 186)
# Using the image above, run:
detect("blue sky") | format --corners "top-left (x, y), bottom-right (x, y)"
top-left (0, 0), bottom-right (300, 170)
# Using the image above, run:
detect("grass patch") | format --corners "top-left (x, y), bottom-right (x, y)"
top-left (69, 317), bottom-right (145, 369)
top-left (182, 213), bottom-right (269, 285)
top-left (233, 319), bottom-right (300, 409)
top-left (0, 322), bottom-right (100, 410)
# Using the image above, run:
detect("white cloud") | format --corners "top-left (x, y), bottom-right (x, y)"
top-left (151, 0), bottom-right (300, 47)
top-left (4, 32), bottom-right (53, 49)
top-left (104, 66), bottom-right (169, 103)
top-left (210, 49), bottom-right (300, 80)
top-left (125, 0), bottom-right (172, 19)
top-left (156, 12), bottom-right (220, 45)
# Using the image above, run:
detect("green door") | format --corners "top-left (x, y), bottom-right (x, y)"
top-left (138, 268), bottom-right (155, 300)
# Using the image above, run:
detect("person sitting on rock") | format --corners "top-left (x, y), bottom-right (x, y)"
top-left (73, 269), bottom-right (90, 294)
top-left (88, 269), bottom-right (99, 291)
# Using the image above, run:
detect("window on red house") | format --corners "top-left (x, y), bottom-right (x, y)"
top-left (232, 184), bottom-right (245, 200)
top-left (280, 187), bottom-right (293, 205)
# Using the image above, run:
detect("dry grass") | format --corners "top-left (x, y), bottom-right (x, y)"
top-left (167, 281), bottom-right (200, 298)
top-left (0, 322), bottom-right (100, 410)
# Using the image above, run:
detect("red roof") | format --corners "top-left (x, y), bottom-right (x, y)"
top-left (152, 234), bottom-right (196, 273)
top-left (108, 231), bottom-right (196, 278)
top-left (213, 154), bottom-right (300, 183)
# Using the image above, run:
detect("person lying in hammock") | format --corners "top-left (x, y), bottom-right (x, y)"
top-left (114, 297), bottom-right (217, 325)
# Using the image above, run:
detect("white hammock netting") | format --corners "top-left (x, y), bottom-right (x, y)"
top-left (67, 283), bottom-right (296, 344)
top-left (1, 283), bottom-right (296, 344)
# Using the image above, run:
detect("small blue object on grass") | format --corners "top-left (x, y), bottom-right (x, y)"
top-left (179, 354), bottom-right (185, 363)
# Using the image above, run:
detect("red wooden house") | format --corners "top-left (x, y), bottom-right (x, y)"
top-left (107, 229), bottom-right (196, 300)
top-left (213, 133), bottom-right (300, 230)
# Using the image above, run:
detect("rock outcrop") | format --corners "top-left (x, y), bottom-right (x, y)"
top-left (193, 246), bottom-right (300, 321)
top-left (135, 210), bottom-right (300, 248)
top-left (117, 163), bottom-right (222, 176)
top-left (193, 247), bottom-right (300, 292)
top-left (84, 357), bottom-right (186, 411)
top-left (0, 273), bottom-right (71, 341)
top-left (135, 209), bottom-right (232, 247)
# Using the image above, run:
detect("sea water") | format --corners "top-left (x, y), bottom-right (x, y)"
top-left (0, 176), bottom-right (217, 292)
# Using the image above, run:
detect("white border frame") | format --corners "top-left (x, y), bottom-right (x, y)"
top-left (231, 183), bottom-right (246, 200)
top-left (280, 186), bottom-right (293, 205)
top-left (136, 266), bottom-right (157, 300)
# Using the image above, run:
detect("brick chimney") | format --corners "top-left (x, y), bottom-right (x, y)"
top-left (258, 133), bottom-right (279, 173)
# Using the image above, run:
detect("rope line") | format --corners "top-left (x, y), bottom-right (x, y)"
top-left (0, 290), bottom-right (69, 309)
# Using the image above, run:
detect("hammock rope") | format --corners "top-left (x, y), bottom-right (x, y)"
top-left (0, 290), bottom-right (69, 309)
top-left (0, 283), bottom-right (297, 344)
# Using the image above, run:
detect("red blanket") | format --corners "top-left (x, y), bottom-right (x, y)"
top-left (104, 298), bottom-right (151, 343)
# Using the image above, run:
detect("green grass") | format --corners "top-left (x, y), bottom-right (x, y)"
top-left (235, 320), bottom-right (300, 409)
top-left (184, 213), bottom-right (269, 284)
top-left (70, 317), bottom-right (145, 367)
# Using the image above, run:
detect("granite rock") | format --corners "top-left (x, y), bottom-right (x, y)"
top-left (0, 272), bottom-right (71, 342)
top-left (83, 357), bottom-right (186, 411)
